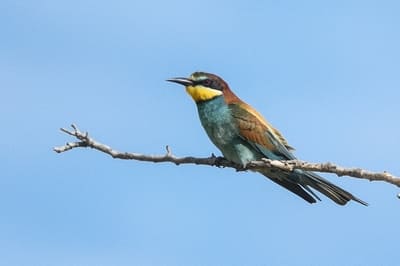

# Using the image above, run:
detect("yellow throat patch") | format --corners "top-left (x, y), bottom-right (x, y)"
top-left (186, 85), bottom-right (223, 102)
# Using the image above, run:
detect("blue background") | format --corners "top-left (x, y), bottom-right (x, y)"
top-left (1, 1), bottom-right (399, 265)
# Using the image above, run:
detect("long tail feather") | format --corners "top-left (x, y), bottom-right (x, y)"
top-left (300, 171), bottom-right (367, 206)
top-left (261, 169), bottom-right (367, 205)
top-left (268, 177), bottom-right (317, 204)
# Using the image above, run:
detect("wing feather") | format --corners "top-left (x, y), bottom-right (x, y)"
top-left (229, 102), bottom-right (295, 160)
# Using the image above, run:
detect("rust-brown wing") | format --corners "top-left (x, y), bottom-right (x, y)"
top-left (229, 102), bottom-right (296, 160)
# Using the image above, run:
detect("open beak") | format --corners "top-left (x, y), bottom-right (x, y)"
top-left (166, 77), bottom-right (194, 86)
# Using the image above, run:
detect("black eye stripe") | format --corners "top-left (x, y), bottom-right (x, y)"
top-left (193, 79), bottom-right (210, 86)
top-left (193, 79), bottom-right (222, 91)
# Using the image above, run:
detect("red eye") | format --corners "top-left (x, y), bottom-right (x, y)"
top-left (203, 79), bottom-right (211, 86)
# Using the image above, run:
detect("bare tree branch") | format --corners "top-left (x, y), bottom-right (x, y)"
top-left (54, 124), bottom-right (400, 188)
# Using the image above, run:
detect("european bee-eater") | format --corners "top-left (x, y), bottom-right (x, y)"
top-left (167, 72), bottom-right (366, 205)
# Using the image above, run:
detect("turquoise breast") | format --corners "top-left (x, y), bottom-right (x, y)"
top-left (196, 96), bottom-right (261, 165)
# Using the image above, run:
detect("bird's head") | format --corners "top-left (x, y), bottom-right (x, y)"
top-left (167, 72), bottom-right (239, 103)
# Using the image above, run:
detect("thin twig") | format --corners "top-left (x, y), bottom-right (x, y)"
top-left (54, 124), bottom-right (400, 188)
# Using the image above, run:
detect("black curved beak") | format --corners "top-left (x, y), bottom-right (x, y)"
top-left (166, 77), bottom-right (193, 86)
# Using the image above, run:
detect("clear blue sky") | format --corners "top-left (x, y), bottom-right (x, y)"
top-left (1, 1), bottom-right (400, 265)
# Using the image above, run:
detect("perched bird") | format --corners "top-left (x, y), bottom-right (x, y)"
top-left (167, 72), bottom-right (366, 205)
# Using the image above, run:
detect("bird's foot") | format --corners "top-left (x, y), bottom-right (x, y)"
top-left (212, 154), bottom-right (229, 168)
top-left (236, 162), bottom-right (248, 172)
